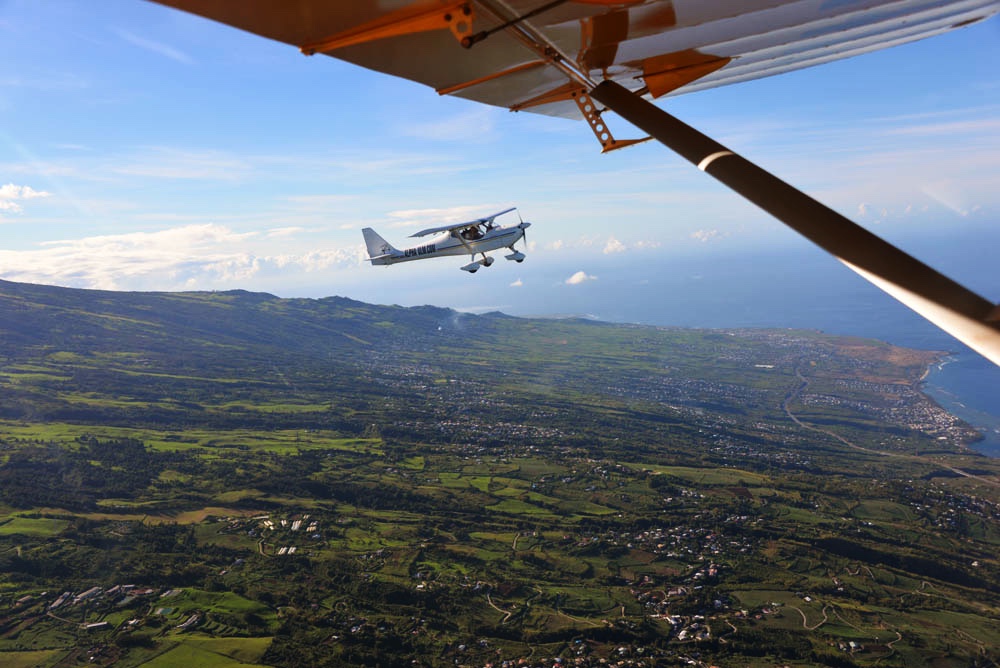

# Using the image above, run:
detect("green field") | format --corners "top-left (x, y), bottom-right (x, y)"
top-left (0, 650), bottom-right (65, 668)
top-left (0, 516), bottom-right (70, 537)
top-left (136, 638), bottom-right (271, 668)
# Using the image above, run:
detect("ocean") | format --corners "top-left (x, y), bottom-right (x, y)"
top-left (495, 238), bottom-right (1000, 456)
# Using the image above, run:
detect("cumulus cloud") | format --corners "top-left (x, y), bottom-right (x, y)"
top-left (565, 270), bottom-right (596, 285)
top-left (545, 237), bottom-right (662, 255)
top-left (0, 183), bottom-right (51, 214)
top-left (603, 237), bottom-right (626, 254)
top-left (0, 223), bottom-right (360, 291)
top-left (690, 228), bottom-right (725, 243)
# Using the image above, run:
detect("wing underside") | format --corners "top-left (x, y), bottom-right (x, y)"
top-left (153, 1), bottom-right (998, 118)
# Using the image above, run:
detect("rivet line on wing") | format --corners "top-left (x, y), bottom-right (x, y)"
top-left (697, 150), bottom-right (734, 171)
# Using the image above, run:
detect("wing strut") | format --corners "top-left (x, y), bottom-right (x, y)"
top-left (589, 80), bottom-right (1000, 366)
top-left (461, 0), bottom-right (569, 49)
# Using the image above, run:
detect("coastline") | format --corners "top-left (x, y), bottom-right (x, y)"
top-left (921, 353), bottom-right (1000, 457)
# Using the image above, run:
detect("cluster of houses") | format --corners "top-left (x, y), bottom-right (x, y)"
top-left (43, 584), bottom-right (158, 614)
top-left (256, 513), bottom-right (321, 555)
top-left (8, 584), bottom-right (202, 635)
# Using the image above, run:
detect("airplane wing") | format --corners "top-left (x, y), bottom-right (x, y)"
top-left (410, 207), bottom-right (517, 237)
top-left (149, 1), bottom-right (998, 119)
top-left (149, 1), bottom-right (1000, 366)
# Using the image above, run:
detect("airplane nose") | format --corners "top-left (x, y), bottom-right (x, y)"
top-left (519, 221), bottom-right (531, 229)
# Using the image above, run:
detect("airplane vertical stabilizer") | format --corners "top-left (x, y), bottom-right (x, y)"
top-left (362, 228), bottom-right (399, 265)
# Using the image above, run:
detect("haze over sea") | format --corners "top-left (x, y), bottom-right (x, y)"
top-left (434, 225), bottom-right (1000, 457)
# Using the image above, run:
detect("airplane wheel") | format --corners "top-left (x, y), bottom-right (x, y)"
top-left (515, 259), bottom-right (524, 263)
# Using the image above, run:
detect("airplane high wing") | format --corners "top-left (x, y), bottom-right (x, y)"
top-left (151, 0), bottom-right (1000, 366)
top-left (411, 207), bottom-right (518, 238)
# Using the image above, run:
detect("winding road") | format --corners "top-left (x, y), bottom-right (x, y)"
top-left (783, 368), bottom-right (997, 487)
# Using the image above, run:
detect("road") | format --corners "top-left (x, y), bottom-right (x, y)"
top-left (783, 368), bottom-right (997, 487)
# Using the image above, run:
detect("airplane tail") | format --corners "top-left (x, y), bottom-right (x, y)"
top-left (362, 228), bottom-right (399, 265)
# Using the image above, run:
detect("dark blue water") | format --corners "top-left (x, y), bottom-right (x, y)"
top-left (496, 239), bottom-right (999, 456)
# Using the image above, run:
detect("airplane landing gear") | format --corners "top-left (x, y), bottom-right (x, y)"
top-left (461, 255), bottom-right (494, 272)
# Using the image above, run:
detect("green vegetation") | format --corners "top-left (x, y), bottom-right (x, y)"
top-left (0, 280), bottom-right (997, 667)
top-left (0, 516), bottom-right (70, 537)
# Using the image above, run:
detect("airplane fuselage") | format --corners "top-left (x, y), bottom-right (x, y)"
top-left (396, 225), bottom-right (524, 263)
top-left (367, 222), bottom-right (529, 266)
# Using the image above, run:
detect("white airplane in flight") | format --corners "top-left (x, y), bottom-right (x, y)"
top-left (151, 0), bottom-right (1000, 366)
top-left (362, 208), bottom-right (530, 273)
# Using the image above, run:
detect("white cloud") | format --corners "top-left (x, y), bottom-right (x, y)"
top-left (886, 118), bottom-right (1000, 137)
top-left (263, 227), bottom-right (304, 239)
top-left (111, 148), bottom-right (250, 181)
top-left (510, 278), bottom-right (523, 287)
top-left (0, 74), bottom-right (88, 92)
top-left (603, 237), bottom-right (626, 254)
top-left (565, 270), bottom-right (596, 285)
top-left (0, 183), bottom-right (51, 214)
top-left (0, 224), bottom-right (361, 291)
top-left (690, 229), bottom-right (725, 243)
top-left (0, 160), bottom-right (81, 179)
top-left (284, 194), bottom-right (357, 209)
top-left (0, 183), bottom-right (50, 201)
top-left (399, 108), bottom-right (498, 142)
top-left (922, 181), bottom-right (974, 217)
top-left (115, 29), bottom-right (194, 65)
top-left (543, 236), bottom-right (664, 255)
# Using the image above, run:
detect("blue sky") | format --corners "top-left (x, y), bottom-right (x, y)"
top-left (1, 0), bottom-right (998, 312)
